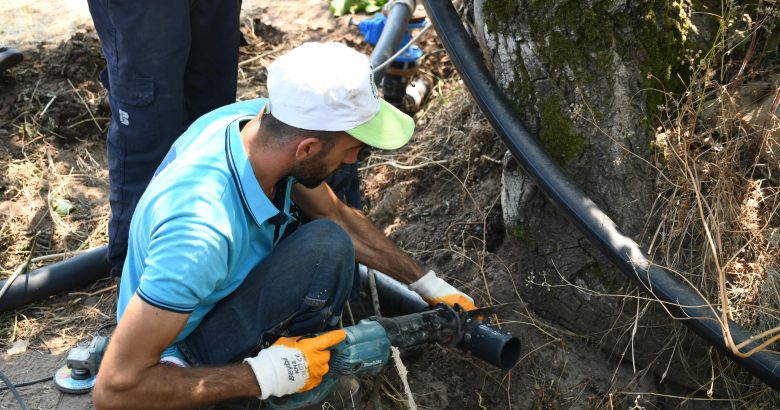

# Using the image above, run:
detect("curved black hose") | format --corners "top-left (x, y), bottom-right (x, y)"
top-left (0, 246), bottom-right (111, 313)
top-left (0, 368), bottom-right (31, 410)
top-left (422, 0), bottom-right (780, 391)
top-left (0, 375), bottom-right (52, 391)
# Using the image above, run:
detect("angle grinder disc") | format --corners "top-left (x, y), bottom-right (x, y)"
top-left (53, 365), bottom-right (95, 394)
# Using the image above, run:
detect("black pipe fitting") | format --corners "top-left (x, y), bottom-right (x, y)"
top-left (462, 319), bottom-right (521, 370)
top-left (374, 305), bottom-right (521, 370)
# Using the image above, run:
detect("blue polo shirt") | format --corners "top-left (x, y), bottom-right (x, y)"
top-left (116, 98), bottom-right (296, 355)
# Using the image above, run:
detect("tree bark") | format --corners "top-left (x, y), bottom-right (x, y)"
top-left (473, 0), bottom-right (718, 387)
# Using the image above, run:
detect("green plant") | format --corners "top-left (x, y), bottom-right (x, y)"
top-left (329, 0), bottom-right (387, 17)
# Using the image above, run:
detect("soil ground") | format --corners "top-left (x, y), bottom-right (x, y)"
top-left (0, 1), bottom-right (758, 409)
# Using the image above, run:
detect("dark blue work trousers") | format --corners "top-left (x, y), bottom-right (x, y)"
top-left (87, 0), bottom-right (243, 274)
top-left (179, 220), bottom-right (356, 365)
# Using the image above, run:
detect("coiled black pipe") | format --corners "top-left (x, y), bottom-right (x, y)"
top-left (421, 0), bottom-right (780, 390)
top-left (0, 246), bottom-right (111, 312)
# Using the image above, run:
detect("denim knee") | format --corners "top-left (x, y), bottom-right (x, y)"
top-left (284, 220), bottom-right (355, 334)
top-left (300, 220), bottom-right (353, 261)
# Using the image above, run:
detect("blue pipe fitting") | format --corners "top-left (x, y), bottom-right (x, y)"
top-left (358, 12), bottom-right (425, 65)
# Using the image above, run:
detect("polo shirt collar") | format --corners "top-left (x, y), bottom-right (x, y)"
top-left (225, 118), bottom-right (288, 228)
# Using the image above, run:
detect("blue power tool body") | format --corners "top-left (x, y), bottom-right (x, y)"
top-left (269, 304), bottom-right (520, 409)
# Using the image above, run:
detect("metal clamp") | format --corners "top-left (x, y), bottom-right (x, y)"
top-left (387, 0), bottom-right (416, 13)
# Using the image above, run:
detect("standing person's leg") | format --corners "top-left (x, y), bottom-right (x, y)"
top-left (326, 164), bottom-right (362, 209)
top-left (87, 0), bottom-right (192, 274)
top-left (184, 0), bottom-right (243, 125)
top-left (180, 220), bottom-right (356, 365)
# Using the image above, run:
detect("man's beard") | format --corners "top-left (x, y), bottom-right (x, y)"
top-left (292, 151), bottom-right (337, 189)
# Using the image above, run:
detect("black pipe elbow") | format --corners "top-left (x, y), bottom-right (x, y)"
top-left (463, 319), bottom-right (521, 370)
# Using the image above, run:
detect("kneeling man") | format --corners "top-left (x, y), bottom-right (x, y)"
top-left (93, 42), bottom-right (476, 409)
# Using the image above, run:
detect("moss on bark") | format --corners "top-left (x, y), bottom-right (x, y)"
top-left (538, 95), bottom-right (585, 164)
top-left (483, 0), bottom-right (692, 135)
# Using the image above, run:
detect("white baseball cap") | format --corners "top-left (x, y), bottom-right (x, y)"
top-left (267, 42), bottom-right (414, 150)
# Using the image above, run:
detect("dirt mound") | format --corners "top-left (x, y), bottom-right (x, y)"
top-left (6, 30), bottom-right (108, 144)
top-left (41, 31), bottom-right (105, 81)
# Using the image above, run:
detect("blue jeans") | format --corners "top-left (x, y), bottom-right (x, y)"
top-left (87, 0), bottom-right (243, 274)
top-left (179, 220), bottom-right (356, 365)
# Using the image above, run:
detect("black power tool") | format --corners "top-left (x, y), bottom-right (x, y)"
top-left (270, 303), bottom-right (520, 409)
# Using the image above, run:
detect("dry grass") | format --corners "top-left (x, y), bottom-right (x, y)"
top-left (646, 0), bottom-right (780, 402)
top-left (0, 34), bottom-right (112, 351)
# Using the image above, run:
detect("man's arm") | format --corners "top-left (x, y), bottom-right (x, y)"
top-left (292, 183), bottom-right (425, 284)
top-left (93, 294), bottom-right (260, 410)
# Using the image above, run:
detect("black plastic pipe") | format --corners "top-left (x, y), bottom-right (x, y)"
top-left (358, 265), bottom-right (429, 313)
top-left (422, 0), bottom-right (780, 390)
top-left (0, 245), bottom-right (111, 312)
top-left (369, 0), bottom-right (415, 84)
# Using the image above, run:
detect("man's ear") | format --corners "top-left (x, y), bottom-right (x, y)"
top-left (294, 137), bottom-right (323, 161)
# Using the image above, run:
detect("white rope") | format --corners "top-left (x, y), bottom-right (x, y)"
top-left (391, 346), bottom-right (417, 410)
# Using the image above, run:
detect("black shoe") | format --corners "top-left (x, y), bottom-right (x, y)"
top-left (0, 47), bottom-right (24, 71)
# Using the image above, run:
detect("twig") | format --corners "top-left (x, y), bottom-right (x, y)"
top-left (66, 117), bottom-right (111, 129)
top-left (368, 268), bottom-right (382, 317)
top-left (0, 235), bottom-right (38, 301)
top-left (28, 248), bottom-right (90, 264)
top-left (35, 95), bottom-right (57, 119)
top-left (238, 49), bottom-right (281, 67)
top-left (67, 79), bottom-right (103, 133)
top-left (68, 284), bottom-right (117, 298)
top-left (359, 159), bottom-right (449, 172)
top-left (344, 301), bottom-right (355, 327)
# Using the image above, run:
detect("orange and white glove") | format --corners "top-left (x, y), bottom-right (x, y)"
top-left (409, 270), bottom-right (477, 311)
top-left (244, 329), bottom-right (346, 400)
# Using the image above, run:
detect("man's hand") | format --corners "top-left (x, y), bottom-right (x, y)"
top-left (244, 329), bottom-right (346, 399)
top-left (409, 270), bottom-right (477, 311)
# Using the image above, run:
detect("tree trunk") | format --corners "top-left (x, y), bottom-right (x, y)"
top-left (472, 0), bottom-right (718, 387)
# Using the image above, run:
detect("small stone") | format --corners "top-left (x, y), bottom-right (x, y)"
top-left (50, 197), bottom-right (75, 216)
top-left (6, 339), bottom-right (29, 356)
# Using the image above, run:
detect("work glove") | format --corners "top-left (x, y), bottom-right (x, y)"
top-left (409, 270), bottom-right (477, 311)
top-left (244, 329), bottom-right (346, 400)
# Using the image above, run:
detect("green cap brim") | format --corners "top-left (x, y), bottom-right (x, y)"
top-left (346, 99), bottom-right (415, 150)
